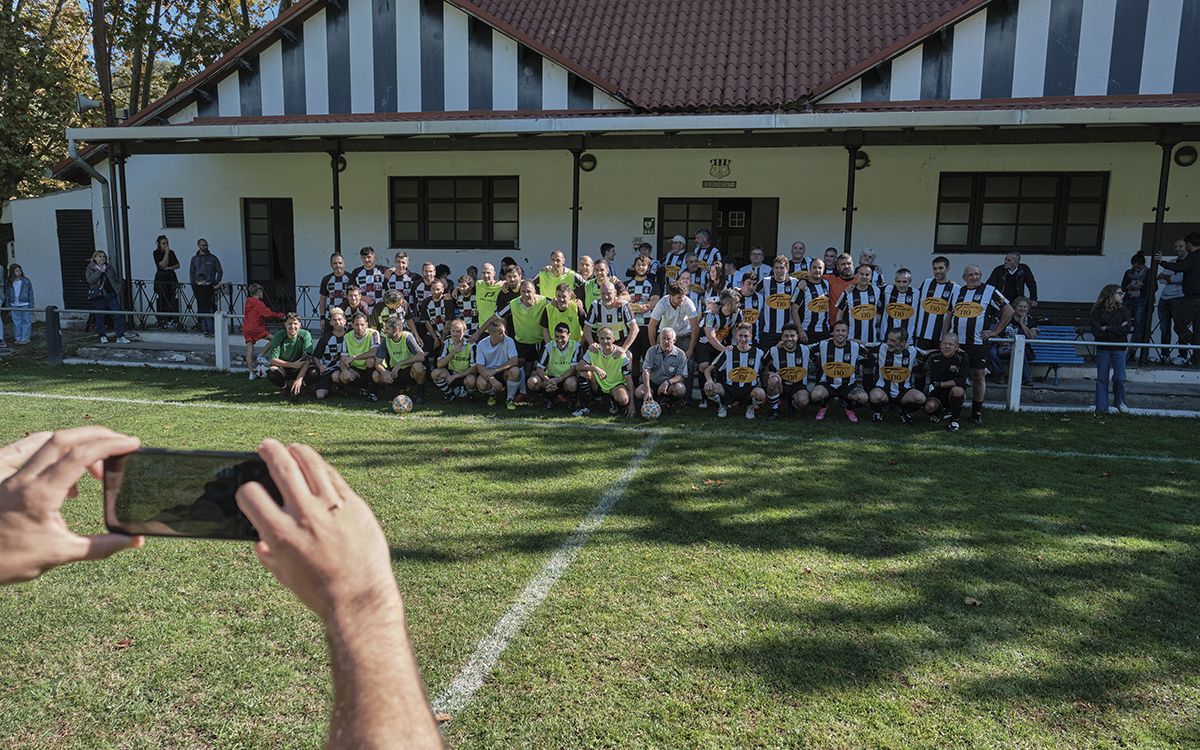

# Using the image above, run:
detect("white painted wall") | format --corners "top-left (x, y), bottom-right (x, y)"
top-left (18, 142), bottom-right (1199, 309)
top-left (9, 187), bottom-right (95, 309)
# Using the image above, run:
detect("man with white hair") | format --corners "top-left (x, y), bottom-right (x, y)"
top-left (789, 241), bottom-right (811, 281)
top-left (638, 326), bottom-right (689, 413)
top-left (858, 248), bottom-right (886, 288)
top-left (948, 264), bottom-right (1014, 425)
top-left (693, 229), bottom-right (722, 275)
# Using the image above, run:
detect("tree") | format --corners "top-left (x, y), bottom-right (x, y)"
top-left (0, 0), bottom-right (99, 206)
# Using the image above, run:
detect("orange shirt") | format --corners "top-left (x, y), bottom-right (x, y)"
top-left (827, 274), bottom-right (855, 326)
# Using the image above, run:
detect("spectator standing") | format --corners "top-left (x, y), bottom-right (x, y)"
top-left (1155, 234), bottom-right (1199, 367)
top-left (986, 251), bottom-right (1039, 305)
top-left (1090, 284), bottom-right (1132, 415)
top-left (1157, 239), bottom-right (1188, 364)
top-left (85, 251), bottom-right (129, 344)
top-left (0, 268), bottom-right (9, 352)
top-left (152, 235), bottom-right (181, 329)
top-left (189, 239), bottom-right (223, 337)
top-left (1120, 253), bottom-right (1148, 344)
top-left (6, 264), bottom-right (33, 345)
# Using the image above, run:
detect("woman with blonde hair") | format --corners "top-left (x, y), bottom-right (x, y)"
top-left (1089, 283), bottom-right (1132, 415)
top-left (85, 251), bottom-right (129, 343)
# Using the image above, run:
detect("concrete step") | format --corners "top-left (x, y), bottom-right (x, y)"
top-left (984, 377), bottom-right (1200, 412)
top-left (73, 342), bottom-right (251, 369)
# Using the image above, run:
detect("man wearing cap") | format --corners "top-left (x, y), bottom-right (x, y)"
top-left (663, 235), bottom-right (689, 283)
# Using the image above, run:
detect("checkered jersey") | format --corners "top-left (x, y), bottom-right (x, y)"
top-left (385, 269), bottom-right (418, 300)
top-left (421, 296), bottom-right (456, 341)
top-left (625, 276), bottom-right (661, 325)
top-left (350, 266), bottom-right (386, 306)
top-left (454, 287), bottom-right (479, 335)
top-left (311, 330), bottom-right (345, 373)
top-left (319, 273), bottom-right (352, 317)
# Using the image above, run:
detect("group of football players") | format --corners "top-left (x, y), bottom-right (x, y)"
top-left (257, 232), bottom-right (1016, 431)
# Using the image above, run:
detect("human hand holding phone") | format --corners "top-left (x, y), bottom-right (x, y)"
top-left (235, 440), bottom-right (400, 621)
top-left (0, 427), bottom-right (143, 585)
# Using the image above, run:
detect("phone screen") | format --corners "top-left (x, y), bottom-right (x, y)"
top-left (104, 448), bottom-right (282, 540)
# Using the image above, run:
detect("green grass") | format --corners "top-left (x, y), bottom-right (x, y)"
top-left (0, 359), bottom-right (1198, 749)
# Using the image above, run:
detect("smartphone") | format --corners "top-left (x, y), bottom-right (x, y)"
top-left (104, 448), bottom-right (282, 541)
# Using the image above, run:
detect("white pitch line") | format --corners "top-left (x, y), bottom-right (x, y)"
top-left (430, 431), bottom-right (663, 717)
top-left (1, 390), bottom-right (1198, 466)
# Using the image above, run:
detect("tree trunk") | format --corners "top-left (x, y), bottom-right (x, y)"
top-left (92, 0), bottom-right (116, 126)
top-left (138, 0), bottom-right (162, 110)
top-left (239, 0), bottom-right (250, 34)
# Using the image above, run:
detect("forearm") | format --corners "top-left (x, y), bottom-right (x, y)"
top-left (326, 599), bottom-right (441, 749)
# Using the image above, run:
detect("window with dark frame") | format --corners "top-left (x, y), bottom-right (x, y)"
top-left (161, 197), bottom-right (185, 229)
top-left (934, 172), bottom-right (1108, 255)
top-left (389, 177), bottom-right (519, 249)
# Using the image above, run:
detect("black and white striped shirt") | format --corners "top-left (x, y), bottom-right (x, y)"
top-left (757, 276), bottom-right (799, 336)
top-left (700, 308), bottom-right (743, 346)
top-left (694, 246), bottom-right (722, 274)
top-left (835, 285), bottom-right (881, 344)
top-left (662, 251), bottom-right (689, 281)
top-left (815, 339), bottom-right (862, 388)
top-left (586, 299), bottom-right (635, 337)
top-left (713, 346), bottom-right (765, 387)
top-left (790, 257), bottom-right (812, 282)
top-left (914, 278), bottom-right (960, 345)
top-left (768, 344), bottom-right (812, 387)
top-left (798, 279), bottom-right (831, 335)
top-left (879, 285), bottom-right (918, 339)
top-left (350, 266), bottom-right (386, 307)
top-left (875, 344), bottom-right (922, 397)
top-left (949, 284), bottom-right (1008, 346)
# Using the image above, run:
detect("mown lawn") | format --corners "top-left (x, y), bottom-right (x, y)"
top-left (0, 359), bottom-right (1197, 749)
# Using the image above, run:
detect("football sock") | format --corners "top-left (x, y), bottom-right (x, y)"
top-left (433, 377), bottom-right (452, 396)
top-left (505, 377), bottom-right (519, 401)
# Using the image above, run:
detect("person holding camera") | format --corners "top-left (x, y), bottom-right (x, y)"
top-left (0, 427), bottom-right (443, 748)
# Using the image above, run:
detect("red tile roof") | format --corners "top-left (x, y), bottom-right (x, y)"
top-left (465, 0), bottom-right (979, 111)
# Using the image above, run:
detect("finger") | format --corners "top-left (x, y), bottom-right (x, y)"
top-left (236, 481), bottom-right (293, 540)
top-left (18, 427), bottom-right (133, 479)
top-left (0, 431), bottom-right (53, 472)
top-left (36, 435), bottom-right (142, 498)
top-left (258, 440), bottom-right (322, 517)
top-left (288, 443), bottom-right (336, 499)
top-left (66, 533), bottom-right (143, 564)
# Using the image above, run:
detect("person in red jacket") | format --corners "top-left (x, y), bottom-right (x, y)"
top-left (243, 283), bottom-right (286, 379)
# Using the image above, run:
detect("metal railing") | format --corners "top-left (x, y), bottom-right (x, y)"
top-left (129, 280), bottom-right (323, 331)
top-left (996, 335), bottom-right (1200, 412)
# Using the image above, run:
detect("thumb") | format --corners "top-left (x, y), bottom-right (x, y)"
top-left (75, 533), bottom-right (143, 563)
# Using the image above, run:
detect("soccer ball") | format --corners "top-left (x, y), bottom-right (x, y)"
top-left (640, 401), bottom-right (662, 420)
top-left (392, 394), bottom-right (414, 413)
top-left (254, 362), bottom-right (269, 379)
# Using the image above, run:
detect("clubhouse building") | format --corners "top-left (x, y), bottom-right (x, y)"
top-left (9, 0), bottom-right (1200, 311)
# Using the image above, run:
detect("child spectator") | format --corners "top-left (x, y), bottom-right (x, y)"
top-left (6, 264), bottom-right (33, 345)
top-left (1120, 253), bottom-right (1148, 343)
top-left (243, 283), bottom-right (285, 379)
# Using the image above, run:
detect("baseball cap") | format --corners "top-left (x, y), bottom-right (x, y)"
top-left (671, 234), bottom-right (686, 243)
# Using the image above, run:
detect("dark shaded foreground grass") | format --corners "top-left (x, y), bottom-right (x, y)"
top-left (0, 360), bottom-right (1197, 748)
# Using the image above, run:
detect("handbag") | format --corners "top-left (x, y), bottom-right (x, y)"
top-left (88, 286), bottom-right (105, 301)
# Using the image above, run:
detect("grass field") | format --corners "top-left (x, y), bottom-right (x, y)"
top-left (1, 357), bottom-right (1198, 749)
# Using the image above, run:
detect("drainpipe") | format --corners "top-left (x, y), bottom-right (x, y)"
top-left (842, 145), bottom-right (860, 256)
top-left (1139, 141), bottom-right (1174, 364)
top-left (570, 148), bottom-right (583, 268)
top-left (68, 137), bottom-right (116, 260)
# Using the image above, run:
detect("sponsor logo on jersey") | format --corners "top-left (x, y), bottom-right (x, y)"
top-left (790, 270), bottom-right (809, 281)
top-left (851, 304), bottom-right (877, 321)
top-left (715, 327), bottom-right (731, 342)
top-left (823, 361), bottom-right (855, 379)
top-left (742, 309), bottom-right (760, 325)
top-left (806, 296), bottom-right (829, 313)
top-left (665, 265), bottom-right (681, 279)
top-left (778, 366), bottom-right (807, 384)
top-left (881, 365), bottom-right (911, 383)
top-left (729, 366), bottom-right (757, 383)
top-left (886, 302), bottom-right (915, 320)
top-left (954, 301), bottom-right (985, 318)
top-left (922, 297), bottom-right (950, 315)
top-left (767, 293), bottom-right (792, 311)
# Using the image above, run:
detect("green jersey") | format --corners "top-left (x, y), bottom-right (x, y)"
top-left (539, 340), bottom-right (581, 378)
top-left (476, 280), bottom-right (504, 324)
top-left (266, 328), bottom-right (313, 363)
top-left (345, 328), bottom-right (379, 370)
top-left (537, 269), bottom-right (576, 298)
top-left (379, 332), bottom-right (419, 368)
top-left (441, 339), bottom-right (473, 373)
top-left (501, 296), bottom-right (549, 344)
top-left (542, 300), bottom-right (583, 342)
top-left (583, 347), bottom-right (630, 394)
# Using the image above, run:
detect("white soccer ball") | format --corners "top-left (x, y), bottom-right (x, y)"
top-left (254, 362), bottom-right (269, 379)
top-left (392, 394), bottom-right (414, 413)
top-left (640, 400), bottom-right (662, 420)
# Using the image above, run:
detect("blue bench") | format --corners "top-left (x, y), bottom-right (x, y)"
top-left (1029, 325), bottom-right (1085, 385)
